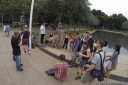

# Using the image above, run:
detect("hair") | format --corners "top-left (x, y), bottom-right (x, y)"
top-left (98, 40), bottom-right (105, 48)
top-left (103, 40), bottom-right (108, 47)
top-left (83, 41), bottom-right (90, 49)
top-left (14, 32), bottom-right (19, 36)
top-left (60, 54), bottom-right (65, 61)
top-left (115, 44), bottom-right (121, 55)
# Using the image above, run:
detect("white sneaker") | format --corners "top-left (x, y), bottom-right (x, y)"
top-left (28, 52), bottom-right (31, 54)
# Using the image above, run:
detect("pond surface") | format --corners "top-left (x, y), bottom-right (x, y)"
top-left (93, 30), bottom-right (128, 55)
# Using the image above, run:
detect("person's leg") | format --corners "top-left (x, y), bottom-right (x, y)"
top-left (42, 34), bottom-right (45, 43)
top-left (65, 42), bottom-right (68, 49)
top-left (26, 40), bottom-right (30, 53)
top-left (15, 55), bottom-right (21, 70)
top-left (23, 45), bottom-right (27, 53)
top-left (75, 66), bottom-right (82, 80)
top-left (63, 41), bottom-right (66, 48)
top-left (81, 72), bottom-right (94, 85)
top-left (40, 34), bottom-right (43, 44)
top-left (70, 52), bottom-right (76, 67)
top-left (106, 67), bottom-right (111, 80)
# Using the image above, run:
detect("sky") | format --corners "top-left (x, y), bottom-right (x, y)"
top-left (90, 0), bottom-right (128, 18)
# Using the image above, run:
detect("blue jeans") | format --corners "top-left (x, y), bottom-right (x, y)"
top-left (14, 55), bottom-right (21, 70)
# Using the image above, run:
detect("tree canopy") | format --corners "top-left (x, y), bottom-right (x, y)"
top-left (0, 0), bottom-right (127, 30)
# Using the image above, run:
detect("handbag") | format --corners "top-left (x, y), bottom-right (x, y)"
top-left (90, 52), bottom-right (105, 82)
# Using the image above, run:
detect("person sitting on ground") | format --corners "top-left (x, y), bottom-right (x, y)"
top-left (105, 44), bottom-right (121, 81)
top-left (75, 41), bottom-right (91, 80)
top-left (49, 31), bottom-right (54, 47)
top-left (46, 54), bottom-right (69, 80)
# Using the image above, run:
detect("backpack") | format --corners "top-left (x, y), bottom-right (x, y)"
top-left (77, 38), bottom-right (82, 52)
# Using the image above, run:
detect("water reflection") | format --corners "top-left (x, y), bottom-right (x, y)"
top-left (93, 30), bottom-right (128, 55)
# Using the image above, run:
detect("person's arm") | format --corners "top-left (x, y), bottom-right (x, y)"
top-left (85, 64), bottom-right (96, 73)
top-left (106, 52), bottom-right (118, 61)
top-left (85, 54), bottom-right (98, 73)
top-left (51, 63), bottom-right (58, 70)
top-left (18, 35), bottom-right (23, 46)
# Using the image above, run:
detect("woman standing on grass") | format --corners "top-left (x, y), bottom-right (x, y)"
top-left (105, 44), bottom-right (121, 80)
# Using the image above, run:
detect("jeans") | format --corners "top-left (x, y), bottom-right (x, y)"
top-left (14, 55), bottom-right (21, 70)
top-left (63, 41), bottom-right (68, 49)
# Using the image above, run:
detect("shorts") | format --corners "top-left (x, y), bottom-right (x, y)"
top-left (79, 60), bottom-right (88, 67)
top-left (81, 72), bottom-right (95, 84)
top-left (71, 51), bottom-right (78, 60)
top-left (23, 39), bottom-right (29, 45)
top-left (107, 61), bottom-right (117, 70)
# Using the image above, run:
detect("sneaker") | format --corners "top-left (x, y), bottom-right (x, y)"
top-left (17, 68), bottom-right (23, 71)
top-left (28, 51), bottom-right (31, 54)
top-left (23, 52), bottom-right (27, 54)
top-left (75, 76), bottom-right (81, 80)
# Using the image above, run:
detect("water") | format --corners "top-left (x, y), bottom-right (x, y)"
top-left (93, 30), bottom-right (128, 55)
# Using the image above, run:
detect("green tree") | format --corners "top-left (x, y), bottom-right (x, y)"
top-left (122, 21), bottom-right (128, 30)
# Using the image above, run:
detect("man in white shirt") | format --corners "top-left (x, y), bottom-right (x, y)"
top-left (40, 23), bottom-right (46, 44)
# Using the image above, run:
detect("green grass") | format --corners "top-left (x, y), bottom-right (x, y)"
top-left (36, 34), bottom-right (49, 43)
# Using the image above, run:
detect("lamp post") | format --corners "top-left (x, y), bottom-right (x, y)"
top-left (29, 0), bottom-right (34, 49)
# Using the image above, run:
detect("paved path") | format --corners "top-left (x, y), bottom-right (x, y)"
top-left (0, 31), bottom-right (126, 85)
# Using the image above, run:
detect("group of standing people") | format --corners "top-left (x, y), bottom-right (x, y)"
top-left (11, 25), bottom-right (30, 71)
top-left (10, 23), bottom-right (121, 84)
top-left (44, 28), bottom-right (121, 85)
top-left (3, 24), bottom-right (11, 36)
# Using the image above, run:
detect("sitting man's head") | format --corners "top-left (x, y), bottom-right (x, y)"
top-left (60, 54), bottom-right (65, 61)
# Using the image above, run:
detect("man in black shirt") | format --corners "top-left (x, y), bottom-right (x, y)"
top-left (11, 32), bottom-right (23, 71)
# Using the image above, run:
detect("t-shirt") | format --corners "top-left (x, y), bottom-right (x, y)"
top-left (72, 39), bottom-right (80, 52)
top-left (91, 51), bottom-right (105, 70)
top-left (11, 36), bottom-right (21, 56)
top-left (22, 31), bottom-right (30, 39)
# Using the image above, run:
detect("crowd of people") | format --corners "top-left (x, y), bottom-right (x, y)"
top-left (43, 25), bottom-right (121, 85)
top-left (10, 23), bottom-right (121, 85)
top-left (3, 24), bottom-right (11, 36)
top-left (11, 25), bottom-right (30, 71)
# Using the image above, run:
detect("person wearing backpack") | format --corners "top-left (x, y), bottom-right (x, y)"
top-left (80, 40), bottom-right (105, 85)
